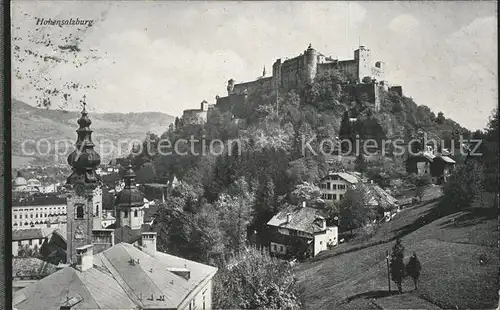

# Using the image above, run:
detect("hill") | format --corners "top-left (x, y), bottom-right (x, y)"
top-left (294, 190), bottom-right (498, 309)
top-left (11, 99), bottom-right (176, 168)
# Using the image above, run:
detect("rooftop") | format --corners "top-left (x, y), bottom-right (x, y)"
top-left (267, 205), bottom-right (328, 234)
top-left (13, 257), bottom-right (57, 279)
top-left (12, 228), bottom-right (46, 241)
top-left (13, 242), bottom-right (218, 310)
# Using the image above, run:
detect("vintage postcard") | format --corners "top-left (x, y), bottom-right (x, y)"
top-left (7, 1), bottom-right (498, 309)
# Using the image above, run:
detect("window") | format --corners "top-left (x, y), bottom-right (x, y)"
top-left (339, 194), bottom-right (343, 200)
top-left (273, 244), bottom-right (277, 251)
top-left (76, 204), bottom-right (84, 219)
top-left (36, 214), bottom-right (38, 218)
top-left (326, 183), bottom-right (331, 190)
top-left (18, 241), bottom-right (21, 247)
top-left (30, 214), bottom-right (33, 218)
top-left (14, 215), bottom-right (17, 219)
top-left (280, 245), bottom-right (284, 252)
top-left (203, 295), bottom-right (206, 310)
top-left (124, 210), bottom-right (128, 218)
top-left (96, 205), bottom-right (99, 216)
top-left (134, 210), bottom-right (138, 217)
top-left (19, 214), bottom-right (22, 219)
top-left (39, 238), bottom-right (43, 244)
top-left (332, 184), bottom-right (337, 190)
top-left (29, 240), bottom-right (32, 246)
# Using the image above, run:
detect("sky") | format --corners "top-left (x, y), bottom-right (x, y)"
top-left (12, 1), bottom-right (497, 130)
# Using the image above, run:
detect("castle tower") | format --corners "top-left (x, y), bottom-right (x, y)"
top-left (66, 101), bottom-right (103, 264)
top-left (115, 164), bottom-right (144, 230)
top-left (227, 79), bottom-right (235, 96)
top-left (200, 100), bottom-right (209, 112)
top-left (305, 44), bottom-right (318, 84)
top-left (354, 45), bottom-right (372, 83)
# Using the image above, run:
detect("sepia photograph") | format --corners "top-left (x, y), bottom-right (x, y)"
top-left (7, 1), bottom-right (499, 309)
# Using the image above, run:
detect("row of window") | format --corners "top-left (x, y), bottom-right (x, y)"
top-left (13, 221), bottom-right (49, 227)
top-left (14, 213), bottom-right (66, 219)
top-left (122, 210), bottom-right (140, 218)
top-left (13, 206), bottom-right (65, 212)
top-left (320, 183), bottom-right (347, 190)
top-left (321, 193), bottom-right (344, 201)
top-left (16, 239), bottom-right (44, 246)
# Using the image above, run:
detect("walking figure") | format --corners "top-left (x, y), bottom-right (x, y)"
top-left (406, 252), bottom-right (422, 290)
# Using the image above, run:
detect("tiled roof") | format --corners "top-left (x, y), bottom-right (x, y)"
top-left (321, 172), bottom-right (359, 184)
top-left (13, 258), bottom-right (57, 279)
top-left (365, 184), bottom-right (399, 209)
top-left (267, 205), bottom-right (327, 234)
top-left (12, 228), bottom-right (46, 241)
top-left (439, 156), bottom-right (456, 164)
top-left (13, 243), bottom-right (218, 310)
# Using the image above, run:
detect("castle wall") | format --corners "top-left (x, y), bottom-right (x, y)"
top-left (215, 94), bottom-right (247, 115)
top-left (182, 110), bottom-right (208, 125)
top-left (231, 77), bottom-right (273, 96)
top-left (343, 82), bottom-right (382, 111)
top-left (280, 55), bottom-right (306, 88)
top-left (389, 86), bottom-right (403, 97)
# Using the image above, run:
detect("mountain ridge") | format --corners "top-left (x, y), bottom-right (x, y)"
top-left (11, 99), bottom-right (176, 168)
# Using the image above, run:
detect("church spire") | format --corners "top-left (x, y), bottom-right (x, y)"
top-left (66, 97), bottom-right (101, 186)
top-left (263, 66), bottom-right (266, 77)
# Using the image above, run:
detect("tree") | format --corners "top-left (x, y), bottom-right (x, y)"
top-left (354, 153), bottom-right (367, 173)
top-left (213, 247), bottom-right (303, 309)
top-left (290, 182), bottom-right (322, 205)
top-left (405, 252), bottom-right (422, 290)
top-left (440, 160), bottom-right (484, 213)
top-left (216, 178), bottom-right (255, 253)
top-left (436, 112), bottom-right (445, 124)
top-left (338, 185), bottom-right (373, 234)
top-left (414, 174), bottom-right (432, 202)
top-left (390, 238), bottom-right (405, 294)
top-left (339, 111), bottom-right (353, 144)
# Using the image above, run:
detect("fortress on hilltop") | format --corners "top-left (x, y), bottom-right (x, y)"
top-left (181, 45), bottom-right (403, 125)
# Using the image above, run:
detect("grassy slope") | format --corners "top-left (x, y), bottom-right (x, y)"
top-left (295, 190), bottom-right (498, 309)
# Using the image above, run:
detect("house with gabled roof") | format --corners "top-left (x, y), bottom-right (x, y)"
top-left (267, 202), bottom-right (338, 258)
top-left (319, 171), bottom-right (360, 203)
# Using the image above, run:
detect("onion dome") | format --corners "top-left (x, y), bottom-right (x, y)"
top-left (115, 164), bottom-right (144, 207)
top-left (14, 176), bottom-right (27, 186)
top-left (66, 102), bottom-right (101, 185)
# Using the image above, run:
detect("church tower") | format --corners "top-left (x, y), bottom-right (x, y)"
top-left (115, 164), bottom-right (145, 230)
top-left (65, 102), bottom-right (103, 264)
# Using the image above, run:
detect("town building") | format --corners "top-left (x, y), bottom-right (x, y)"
top-left (12, 194), bottom-right (67, 229)
top-left (14, 104), bottom-right (218, 309)
top-left (12, 228), bottom-right (50, 257)
top-left (267, 202), bottom-right (338, 258)
top-left (406, 145), bottom-right (456, 184)
top-left (319, 172), bottom-right (359, 202)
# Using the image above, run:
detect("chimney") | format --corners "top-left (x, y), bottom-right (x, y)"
top-left (75, 245), bottom-right (93, 272)
top-left (141, 232), bottom-right (157, 257)
top-left (92, 229), bottom-right (115, 253)
top-left (286, 213), bottom-right (292, 223)
top-left (167, 267), bottom-right (191, 280)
